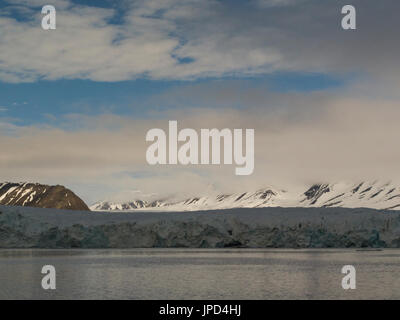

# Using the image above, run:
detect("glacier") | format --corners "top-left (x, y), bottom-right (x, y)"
top-left (1, 205), bottom-right (400, 248)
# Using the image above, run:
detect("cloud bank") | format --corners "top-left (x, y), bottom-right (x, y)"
top-left (1, 82), bottom-right (400, 203)
top-left (1, 0), bottom-right (400, 203)
top-left (1, 0), bottom-right (400, 82)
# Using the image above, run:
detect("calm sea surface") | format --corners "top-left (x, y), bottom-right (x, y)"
top-left (0, 249), bottom-right (399, 300)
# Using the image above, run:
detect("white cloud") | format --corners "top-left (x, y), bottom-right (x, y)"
top-left (1, 0), bottom-right (400, 203)
top-left (1, 0), bottom-right (398, 83)
top-left (1, 83), bottom-right (400, 203)
top-left (4, 0), bottom-right (71, 9)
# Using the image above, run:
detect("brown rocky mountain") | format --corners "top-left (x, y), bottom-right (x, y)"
top-left (0, 182), bottom-right (90, 211)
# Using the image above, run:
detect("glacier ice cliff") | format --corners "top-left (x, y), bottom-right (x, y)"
top-left (1, 205), bottom-right (400, 248)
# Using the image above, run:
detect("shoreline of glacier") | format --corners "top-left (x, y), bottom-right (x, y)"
top-left (1, 205), bottom-right (400, 248)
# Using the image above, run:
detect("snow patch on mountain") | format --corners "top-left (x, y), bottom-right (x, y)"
top-left (0, 182), bottom-right (90, 211)
top-left (90, 181), bottom-right (400, 212)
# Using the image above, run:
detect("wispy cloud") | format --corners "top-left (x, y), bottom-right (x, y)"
top-left (0, 0), bottom-right (399, 83)
top-left (1, 0), bottom-right (400, 203)
top-left (1, 81), bottom-right (400, 202)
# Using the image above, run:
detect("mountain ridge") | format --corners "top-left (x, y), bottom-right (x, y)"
top-left (0, 182), bottom-right (90, 211)
top-left (90, 181), bottom-right (400, 212)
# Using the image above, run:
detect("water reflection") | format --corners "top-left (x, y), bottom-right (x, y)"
top-left (0, 249), bottom-right (399, 299)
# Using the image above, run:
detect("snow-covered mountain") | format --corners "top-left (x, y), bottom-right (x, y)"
top-left (91, 199), bottom-right (166, 211)
top-left (91, 181), bottom-right (400, 212)
top-left (0, 182), bottom-right (90, 211)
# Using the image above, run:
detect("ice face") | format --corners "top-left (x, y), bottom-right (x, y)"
top-left (1, 205), bottom-right (400, 248)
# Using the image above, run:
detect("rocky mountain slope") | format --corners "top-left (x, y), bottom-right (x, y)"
top-left (91, 181), bottom-right (400, 212)
top-left (0, 182), bottom-right (90, 211)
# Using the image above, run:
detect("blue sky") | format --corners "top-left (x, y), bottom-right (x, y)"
top-left (0, 73), bottom-right (346, 126)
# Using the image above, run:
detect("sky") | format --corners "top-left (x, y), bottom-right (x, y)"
top-left (0, 0), bottom-right (400, 204)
